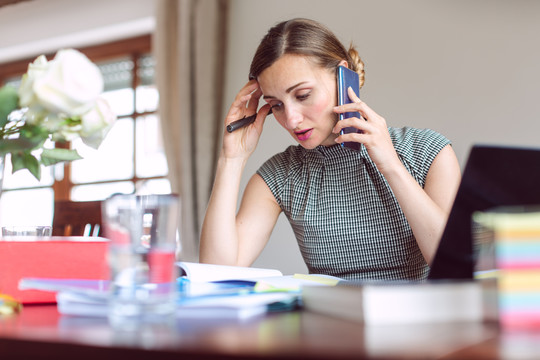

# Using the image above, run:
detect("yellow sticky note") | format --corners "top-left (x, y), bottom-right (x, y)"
top-left (293, 273), bottom-right (341, 286)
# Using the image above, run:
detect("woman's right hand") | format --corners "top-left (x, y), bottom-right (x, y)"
top-left (222, 80), bottom-right (271, 160)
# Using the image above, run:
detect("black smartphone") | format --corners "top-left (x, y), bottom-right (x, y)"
top-left (336, 65), bottom-right (362, 151)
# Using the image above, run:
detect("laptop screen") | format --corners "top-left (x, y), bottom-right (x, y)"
top-left (428, 144), bottom-right (540, 279)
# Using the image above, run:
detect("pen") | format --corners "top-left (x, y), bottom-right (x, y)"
top-left (226, 109), bottom-right (273, 133)
top-left (227, 114), bottom-right (257, 133)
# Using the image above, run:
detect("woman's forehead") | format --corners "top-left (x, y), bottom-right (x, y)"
top-left (258, 55), bottom-right (331, 95)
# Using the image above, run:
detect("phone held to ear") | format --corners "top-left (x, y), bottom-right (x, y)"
top-left (336, 65), bottom-right (362, 151)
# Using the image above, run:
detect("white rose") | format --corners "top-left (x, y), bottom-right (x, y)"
top-left (79, 97), bottom-right (116, 148)
top-left (18, 55), bottom-right (50, 109)
top-left (32, 49), bottom-right (104, 117)
top-left (46, 114), bottom-right (81, 143)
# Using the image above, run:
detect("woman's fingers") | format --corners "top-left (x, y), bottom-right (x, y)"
top-left (227, 80), bottom-right (261, 123)
top-left (334, 87), bottom-right (383, 124)
top-left (247, 87), bottom-right (263, 114)
top-left (333, 93), bottom-right (391, 146)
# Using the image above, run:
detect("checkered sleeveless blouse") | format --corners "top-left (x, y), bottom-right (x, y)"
top-left (257, 127), bottom-right (451, 281)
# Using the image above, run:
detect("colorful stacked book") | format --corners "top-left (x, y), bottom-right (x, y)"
top-left (473, 207), bottom-right (540, 329)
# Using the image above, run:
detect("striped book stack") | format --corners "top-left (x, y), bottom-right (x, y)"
top-left (473, 207), bottom-right (540, 330)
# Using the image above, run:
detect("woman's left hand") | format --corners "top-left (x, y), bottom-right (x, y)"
top-left (333, 87), bottom-right (401, 174)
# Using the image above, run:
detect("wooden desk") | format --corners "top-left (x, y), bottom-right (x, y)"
top-left (0, 304), bottom-right (539, 359)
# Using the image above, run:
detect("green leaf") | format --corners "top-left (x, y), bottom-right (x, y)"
top-left (63, 116), bottom-right (82, 126)
top-left (0, 85), bottom-right (19, 128)
top-left (0, 138), bottom-right (34, 156)
top-left (0, 132), bottom-right (45, 154)
top-left (0, 131), bottom-right (48, 159)
top-left (19, 123), bottom-right (49, 143)
top-left (11, 151), bottom-right (41, 181)
top-left (40, 148), bottom-right (83, 166)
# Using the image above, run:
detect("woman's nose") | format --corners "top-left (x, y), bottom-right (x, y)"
top-left (284, 106), bottom-right (302, 130)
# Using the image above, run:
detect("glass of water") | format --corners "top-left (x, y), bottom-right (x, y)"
top-left (102, 194), bottom-right (180, 329)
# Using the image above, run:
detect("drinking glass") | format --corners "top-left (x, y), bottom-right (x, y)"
top-left (102, 194), bottom-right (180, 329)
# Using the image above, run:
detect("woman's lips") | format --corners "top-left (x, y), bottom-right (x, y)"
top-left (295, 129), bottom-right (313, 141)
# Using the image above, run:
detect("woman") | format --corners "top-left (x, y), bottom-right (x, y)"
top-left (200, 18), bottom-right (461, 280)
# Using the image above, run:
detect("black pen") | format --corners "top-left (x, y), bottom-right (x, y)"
top-left (226, 109), bottom-right (273, 133)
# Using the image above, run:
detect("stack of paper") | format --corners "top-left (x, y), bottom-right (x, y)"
top-left (55, 287), bottom-right (296, 320)
top-left (19, 262), bottom-right (337, 321)
top-left (474, 207), bottom-right (540, 329)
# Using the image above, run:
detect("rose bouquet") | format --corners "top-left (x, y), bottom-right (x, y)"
top-left (0, 49), bottom-right (116, 181)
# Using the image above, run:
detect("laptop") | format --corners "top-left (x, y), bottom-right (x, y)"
top-left (428, 144), bottom-right (540, 279)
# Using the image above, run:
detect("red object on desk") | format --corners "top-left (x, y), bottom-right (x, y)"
top-left (0, 237), bottom-right (109, 304)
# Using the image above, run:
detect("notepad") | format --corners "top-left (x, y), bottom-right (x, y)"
top-left (55, 289), bottom-right (296, 320)
top-left (176, 261), bottom-right (283, 282)
top-left (20, 262), bottom-right (344, 320)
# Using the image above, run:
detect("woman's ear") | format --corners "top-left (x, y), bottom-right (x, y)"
top-left (338, 59), bottom-right (349, 68)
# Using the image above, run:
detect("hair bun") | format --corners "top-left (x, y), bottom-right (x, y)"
top-left (348, 45), bottom-right (365, 88)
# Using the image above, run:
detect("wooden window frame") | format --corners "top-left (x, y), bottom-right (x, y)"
top-left (0, 34), bottom-right (156, 201)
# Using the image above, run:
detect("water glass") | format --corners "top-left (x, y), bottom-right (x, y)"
top-left (102, 194), bottom-right (180, 329)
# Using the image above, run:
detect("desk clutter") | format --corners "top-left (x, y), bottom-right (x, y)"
top-left (301, 279), bottom-right (496, 325)
top-left (0, 237), bottom-right (109, 303)
top-left (474, 207), bottom-right (540, 330)
top-left (0, 293), bottom-right (22, 315)
top-left (2, 207), bottom-right (540, 327)
top-left (9, 257), bottom-right (496, 325)
top-left (17, 262), bottom-right (315, 321)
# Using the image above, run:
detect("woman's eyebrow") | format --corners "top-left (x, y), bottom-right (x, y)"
top-left (263, 81), bottom-right (308, 100)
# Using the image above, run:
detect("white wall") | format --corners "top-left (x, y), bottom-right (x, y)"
top-left (226, 0), bottom-right (540, 274)
top-left (0, 0), bottom-right (154, 62)
top-left (2, 0), bottom-right (540, 275)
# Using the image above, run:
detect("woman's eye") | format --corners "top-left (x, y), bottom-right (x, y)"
top-left (297, 92), bottom-right (310, 101)
top-left (271, 102), bottom-right (283, 111)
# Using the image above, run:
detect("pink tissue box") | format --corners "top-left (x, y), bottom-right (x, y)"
top-left (0, 237), bottom-right (109, 304)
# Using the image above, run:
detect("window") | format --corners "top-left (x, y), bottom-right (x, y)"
top-left (0, 35), bottom-right (169, 226)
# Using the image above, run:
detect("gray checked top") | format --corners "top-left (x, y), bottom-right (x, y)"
top-left (256, 127), bottom-right (451, 281)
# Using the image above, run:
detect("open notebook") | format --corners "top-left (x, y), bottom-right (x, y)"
top-left (18, 262), bottom-right (337, 320)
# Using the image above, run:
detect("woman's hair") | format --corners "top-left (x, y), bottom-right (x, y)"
top-left (249, 18), bottom-right (365, 88)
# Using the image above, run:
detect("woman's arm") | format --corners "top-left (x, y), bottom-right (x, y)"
top-left (334, 88), bottom-right (461, 264)
top-left (377, 144), bottom-right (461, 264)
top-left (199, 81), bottom-right (280, 266)
top-left (200, 164), bottom-right (281, 266)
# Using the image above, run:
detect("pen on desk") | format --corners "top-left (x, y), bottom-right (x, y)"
top-left (226, 109), bottom-right (273, 133)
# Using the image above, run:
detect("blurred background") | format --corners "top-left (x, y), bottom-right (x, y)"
top-left (1, 0), bottom-right (539, 274)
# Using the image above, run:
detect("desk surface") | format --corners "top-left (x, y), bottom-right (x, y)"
top-left (0, 305), bottom-right (539, 360)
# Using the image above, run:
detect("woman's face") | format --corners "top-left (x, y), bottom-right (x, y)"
top-left (258, 54), bottom-right (338, 149)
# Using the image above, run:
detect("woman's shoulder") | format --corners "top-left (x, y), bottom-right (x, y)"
top-left (256, 145), bottom-right (306, 202)
top-left (388, 126), bottom-right (452, 185)
top-left (389, 126), bottom-right (449, 144)
top-left (389, 126), bottom-right (451, 155)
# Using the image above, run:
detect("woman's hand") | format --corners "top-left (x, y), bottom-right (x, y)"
top-left (332, 87), bottom-right (401, 174)
top-left (201, 80), bottom-right (278, 267)
top-left (334, 88), bottom-right (461, 264)
top-left (222, 80), bottom-right (271, 160)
